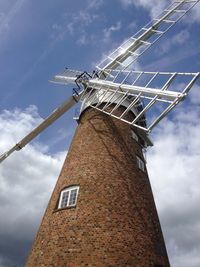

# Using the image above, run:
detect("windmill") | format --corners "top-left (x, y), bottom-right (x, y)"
top-left (0, 0), bottom-right (200, 266)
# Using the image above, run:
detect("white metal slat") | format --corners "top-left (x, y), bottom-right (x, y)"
top-left (119, 72), bottom-right (159, 120)
top-left (130, 73), bottom-right (178, 125)
top-left (96, 0), bottom-right (200, 73)
top-left (142, 28), bottom-right (164, 34)
top-left (0, 92), bottom-right (82, 163)
top-left (175, 0), bottom-right (197, 2)
top-left (154, 18), bottom-right (176, 23)
top-left (165, 9), bottom-right (187, 13)
top-left (80, 71), bottom-right (199, 133)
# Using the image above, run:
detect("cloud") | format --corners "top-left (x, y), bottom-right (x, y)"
top-left (120, 0), bottom-right (200, 23)
top-left (144, 42), bottom-right (200, 71)
top-left (147, 84), bottom-right (200, 267)
top-left (128, 20), bottom-right (137, 31)
top-left (120, 0), bottom-right (168, 18)
top-left (186, 1), bottom-right (200, 24)
top-left (4, 1), bottom-right (104, 104)
top-left (190, 84), bottom-right (200, 105)
top-left (103, 21), bottom-right (121, 43)
top-left (3, 0), bottom-right (104, 103)
top-left (0, 0), bottom-right (26, 38)
top-left (1, 89), bottom-right (199, 267)
top-left (0, 106), bottom-right (65, 266)
top-left (87, 0), bottom-right (104, 10)
top-left (50, 0), bottom-right (103, 42)
top-left (157, 29), bottom-right (190, 55)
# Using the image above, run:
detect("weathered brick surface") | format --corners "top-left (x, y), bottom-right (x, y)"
top-left (25, 108), bottom-right (170, 267)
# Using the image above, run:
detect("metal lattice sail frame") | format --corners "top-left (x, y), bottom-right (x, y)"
top-left (97, 0), bottom-right (200, 75)
top-left (52, 69), bottom-right (200, 132)
top-left (0, 0), bottom-right (200, 163)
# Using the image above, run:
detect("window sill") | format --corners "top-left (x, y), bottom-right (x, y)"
top-left (53, 205), bottom-right (77, 213)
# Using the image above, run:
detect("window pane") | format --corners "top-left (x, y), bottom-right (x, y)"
top-left (68, 189), bottom-right (78, 206)
top-left (136, 156), bottom-right (145, 172)
top-left (131, 130), bottom-right (138, 141)
top-left (60, 191), bottom-right (69, 208)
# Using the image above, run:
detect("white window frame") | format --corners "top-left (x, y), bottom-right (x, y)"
top-left (136, 156), bottom-right (145, 172)
top-left (58, 185), bottom-right (79, 209)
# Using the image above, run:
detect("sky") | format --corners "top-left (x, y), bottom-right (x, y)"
top-left (0, 0), bottom-right (200, 266)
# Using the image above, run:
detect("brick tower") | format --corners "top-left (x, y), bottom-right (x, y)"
top-left (0, 2), bottom-right (198, 266)
top-left (25, 106), bottom-right (170, 267)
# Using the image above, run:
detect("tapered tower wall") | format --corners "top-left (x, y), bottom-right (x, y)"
top-left (25, 107), bottom-right (170, 267)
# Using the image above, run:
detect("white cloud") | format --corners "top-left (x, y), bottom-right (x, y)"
top-left (0, 106), bottom-right (65, 266)
top-left (1, 89), bottom-right (199, 267)
top-left (120, 0), bottom-right (168, 18)
top-left (190, 84), bottom-right (200, 105)
top-left (173, 29), bottom-right (190, 44)
top-left (51, 1), bottom-right (102, 42)
top-left (186, 1), bottom-right (200, 24)
top-left (77, 34), bottom-right (88, 45)
top-left (144, 43), bottom-right (200, 71)
top-left (120, 0), bottom-right (200, 23)
top-left (0, 0), bottom-right (26, 37)
top-left (147, 85), bottom-right (200, 267)
top-left (128, 20), bottom-right (137, 31)
top-left (8, 1), bottom-right (103, 101)
top-left (87, 0), bottom-right (104, 10)
top-left (157, 29), bottom-right (190, 55)
top-left (0, 105), bottom-right (42, 148)
top-left (103, 21), bottom-right (121, 43)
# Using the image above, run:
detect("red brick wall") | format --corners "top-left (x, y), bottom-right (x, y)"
top-left (25, 108), bottom-right (170, 267)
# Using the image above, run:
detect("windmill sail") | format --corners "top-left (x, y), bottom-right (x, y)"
top-left (0, 91), bottom-right (82, 163)
top-left (49, 0), bottom-right (200, 134)
top-left (51, 69), bottom-right (200, 133)
top-left (96, 0), bottom-right (200, 75)
top-left (1, 0), bottom-right (200, 163)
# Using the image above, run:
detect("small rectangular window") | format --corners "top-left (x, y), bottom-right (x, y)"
top-left (58, 186), bottom-right (79, 209)
top-left (60, 191), bottom-right (69, 208)
top-left (136, 156), bottom-right (145, 172)
top-left (131, 129), bottom-right (139, 142)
